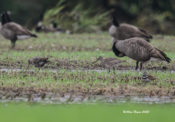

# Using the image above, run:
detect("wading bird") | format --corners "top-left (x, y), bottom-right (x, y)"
top-left (28, 57), bottom-right (49, 68)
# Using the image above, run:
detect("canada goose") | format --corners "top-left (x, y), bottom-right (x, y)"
top-left (35, 21), bottom-right (66, 33)
top-left (0, 12), bottom-right (37, 48)
top-left (112, 37), bottom-right (171, 70)
top-left (28, 57), bottom-right (49, 68)
top-left (109, 16), bottom-right (152, 42)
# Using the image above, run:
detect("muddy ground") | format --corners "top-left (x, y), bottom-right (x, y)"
top-left (0, 57), bottom-right (172, 71)
top-left (1, 84), bottom-right (175, 103)
top-left (0, 34), bottom-right (174, 103)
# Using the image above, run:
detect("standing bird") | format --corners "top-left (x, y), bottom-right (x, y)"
top-left (0, 12), bottom-right (37, 48)
top-left (28, 57), bottom-right (49, 68)
top-left (112, 37), bottom-right (171, 70)
top-left (109, 16), bottom-right (152, 42)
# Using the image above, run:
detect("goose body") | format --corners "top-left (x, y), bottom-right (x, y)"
top-left (1, 22), bottom-right (37, 40)
top-left (109, 16), bottom-right (153, 58)
top-left (109, 16), bottom-right (152, 42)
top-left (109, 24), bottom-right (152, 42)
top-left (0, 12), bottom-right (37, 48)
top-left (112, 37), bottom-right (171, 70)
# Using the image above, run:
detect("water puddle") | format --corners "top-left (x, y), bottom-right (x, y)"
top-left (0, 94), bottom-right (175, 104)
top-left (0, 68), bottom-right (174, 73)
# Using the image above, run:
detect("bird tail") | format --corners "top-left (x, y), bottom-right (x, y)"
top-left (155, 48), bottom-right (171, 63)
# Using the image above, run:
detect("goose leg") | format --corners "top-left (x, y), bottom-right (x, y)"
top-left (140, 63), bottom-right (143, 70)
top-left (11, 39), bottom-right (16, 49)
top-left (135, 61), bottom-right (139, 70)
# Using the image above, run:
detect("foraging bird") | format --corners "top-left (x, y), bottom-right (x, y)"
top-left (0, 12), bottom-right (37, 48)
top-left (142, 72), bottom-right (156, 82)
top-left (35, 21), bottom-right (66, 33)
top-left (93, 56), bottom-right (124, 65)
top-left (109, 16), bottom-right (152, 42)
top-left (112, 37), bottom-right (171, 70)
top-left (28, 57), bottom-right (49, 68)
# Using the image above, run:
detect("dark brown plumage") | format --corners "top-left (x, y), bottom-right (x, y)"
top-left (28, 57), bottom-right (49, 68)
top-left (0, 12), bottom-right (37, 48)
top-left (112, 37), bottom-right (171, 70)
top-left (109, 16), bottom-right (152, 42)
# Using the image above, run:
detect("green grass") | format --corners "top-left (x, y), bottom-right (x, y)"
top-left (0, 70), bottom-right (174, 92)
top-left (0, 102), bottom-right (175, 122)
top-left (0, 50), bottom-right (113, 61)
top-left (0, 33), bottom-right (175, 122)
top-left (0, 33), bottom-right (175, 94)
top-left (0, 33), bottom-right (174, 67)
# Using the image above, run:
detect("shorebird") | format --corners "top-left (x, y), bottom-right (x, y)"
top-left (28, 57), bottom-right (49, 68)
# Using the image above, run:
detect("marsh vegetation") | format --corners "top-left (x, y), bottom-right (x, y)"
top-left (0, 33), bottom-right (175, 102)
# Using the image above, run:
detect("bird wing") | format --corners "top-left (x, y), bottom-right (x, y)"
top-left (134, 38), bottom-right (170, 62)
top-left (120, 24), bottom-right (152, 41)
top-left (120, 37), bottom-right (151, 49)
top-left (116, 37), bottom-right (152, 61)
top-left (3, 22), bottom-right (36, 36)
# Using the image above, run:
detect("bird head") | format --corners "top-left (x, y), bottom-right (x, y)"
top-left (112, 15), bottom-right (120, 27)
top-left (1, 11), bottom-right (11, 25)
top-left (109, 15), bottom-right (119, 39)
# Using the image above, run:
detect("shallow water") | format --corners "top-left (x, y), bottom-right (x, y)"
top-left (0, 68), bottom-right (174, 73)
top-left (1, 94), bottom-right (175, 104)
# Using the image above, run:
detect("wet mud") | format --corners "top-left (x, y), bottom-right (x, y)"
top-left (0, 56), bottom-right (171, 71)
top-left (0, 56), bottom-right (174, 103)
top-left (0, 85), bottom-right (175, 103)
